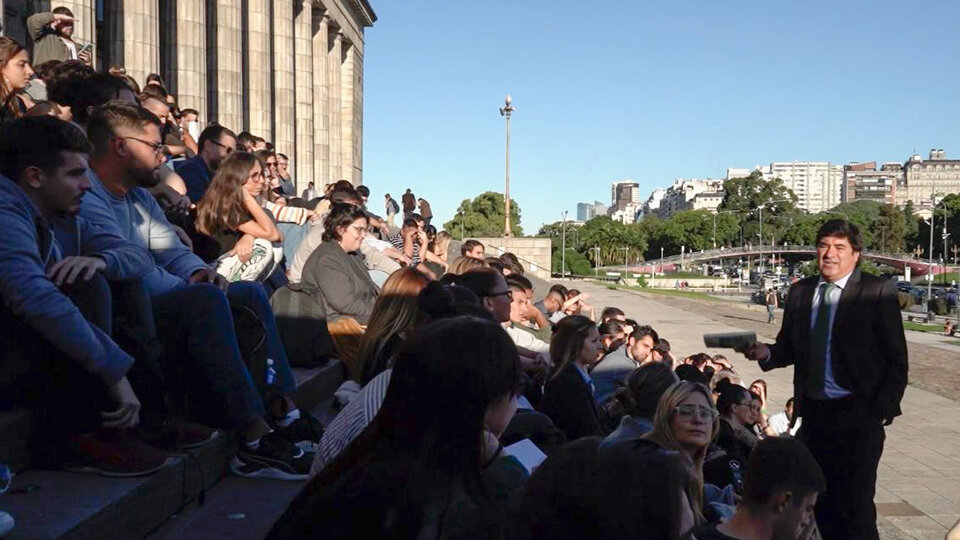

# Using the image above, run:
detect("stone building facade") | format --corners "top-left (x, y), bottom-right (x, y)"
top-left (1, 0), bottom-right (375, 191)
top-left (841, 161), bottom-right (901, 205)
top-left (898, 149), bottom-right (960, 207)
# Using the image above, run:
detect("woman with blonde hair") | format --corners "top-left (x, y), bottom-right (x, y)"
top-left (645, 381), bottom-right (720, 524)
top-left (358, 267), bottom-right (431, 384)
top-left (1, 37), bottom-right (35, 121)
top-left (447, 254), bottom-right (488, 275)
top-left (196, 151), bottom-right (283, 281)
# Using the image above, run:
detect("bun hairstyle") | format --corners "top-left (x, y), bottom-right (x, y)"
top-left (607, 362), bottom-right (679, 420)
top-left (416, 281), bottom-right (489, 324)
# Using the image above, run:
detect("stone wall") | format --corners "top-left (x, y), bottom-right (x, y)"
top-left (474, 237), bottom-right (553, 280)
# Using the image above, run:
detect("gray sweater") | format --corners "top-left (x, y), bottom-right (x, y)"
top-left (301, 241), bottom-right (379, 324)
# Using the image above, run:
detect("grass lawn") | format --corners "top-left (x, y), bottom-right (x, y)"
top-left (911, 271), bottom-right (960, 286)
top-left (903, 321), bottom-right (944, 333)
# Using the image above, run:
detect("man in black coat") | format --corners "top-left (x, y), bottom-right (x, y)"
top-left (743, 219), bottom-right (908, 540)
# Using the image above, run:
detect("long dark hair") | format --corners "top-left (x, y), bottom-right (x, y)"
top-left (549, 315), bottom-right (597, 378)
top-left (0, 37), bottom-right (27, 119)
top-left (267, 316), bottom-right (520, 540)
top-left (195, 152), bottom-right (258, 235)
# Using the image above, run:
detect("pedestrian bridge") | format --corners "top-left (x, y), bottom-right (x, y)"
top-left (623, 245), bottom-right (950, 276)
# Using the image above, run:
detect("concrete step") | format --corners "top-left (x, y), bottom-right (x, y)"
top-left (0, 360), bottom-right (345, 540)
top-left (0, 409), bottom-right (34, 473)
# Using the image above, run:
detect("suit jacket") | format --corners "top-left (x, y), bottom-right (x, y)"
top-left (762, 268), bottom-right (908, 423)
top-left (538, 362), bottom-right (608, 441)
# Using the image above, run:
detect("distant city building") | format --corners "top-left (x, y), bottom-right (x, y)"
top-left (577, 201), bottom-right (607, 222)
top-left (899, 149), bottom-right (960, 207)
top-left (610, 203), bottom-right (641, 225)
top-left (656, 178), bottom-right (725, 217)
top-left (638, 187), bottom-right (667, 220)
top-left (610, 180), bottom-right (641, 210)
top-left (842, 161), bottom-right (901, 205)
top-left (766, 162), bottom-right (842, 213)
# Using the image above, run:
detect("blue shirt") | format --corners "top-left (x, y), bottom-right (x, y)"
top-left (811, 272), bottom-right (854, 399)
top-left (573, 362), bottom-right (596, 398)
top-left (175, 155), bottom-right (213, 202)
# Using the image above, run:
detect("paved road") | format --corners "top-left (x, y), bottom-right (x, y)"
top-left (566, 280), bottom-right (960, 540)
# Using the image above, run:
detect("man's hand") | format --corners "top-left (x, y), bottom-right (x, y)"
top-left (77, 48), bottom-right (92, 65)
top-left (47, 256), bottom-right (106, 286)
top-left (234, 234), bottom-right (255, 263)
top-left (102, 376), bottom-right (141, 429)
top-left (189, 267), bottom-right (229, 292)
top-left (740, 342), bottom-right (771, 362)
top-left (53, 13), bottom-right (74, 27)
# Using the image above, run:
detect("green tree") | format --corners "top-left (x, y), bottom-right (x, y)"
top-left (903, 201), bottom-right (920, 251)
top-left (720, 171), bottom-right (799, 247)
top-left (443, 191), bottom-right (523, 238)
top-left (577, 216), bottom-right (648, 267)
top-left (876, 204), bottom-right (906, 253)
top-left (551, 247), bottom-right (593, 276)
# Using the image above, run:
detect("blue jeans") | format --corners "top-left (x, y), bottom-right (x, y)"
top-left (226, 281), bottom-right (295, 396)
top-left (277, 222), bottom-right (308, 266)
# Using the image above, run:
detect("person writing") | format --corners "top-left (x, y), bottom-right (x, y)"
top-left (741, 219), bottom-right (908, 540)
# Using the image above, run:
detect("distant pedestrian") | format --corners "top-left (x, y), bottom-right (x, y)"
top-left (301, 181), bottom-right (318, 201)
top-left (765, 288), bottom-right (778, 323)
top-left (418, 197), bottom-right (432, 226)
top-left (401, 188), bottom-right (415, 220)
top-left (384, 193), bottom-right (399, 227)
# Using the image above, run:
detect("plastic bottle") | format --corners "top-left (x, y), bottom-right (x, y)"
top-left (266, 358), bottom-right (276, 386)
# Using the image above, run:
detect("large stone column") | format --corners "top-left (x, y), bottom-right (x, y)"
top-left (271, 0), bottom-right (294, 162)
top-left (114, 0), bottom-right (160, 86)
top-left (245, 0), bottom-right (272, 139)
top-left (327, 30), bottom-right (343, 184)
top-left (213, 0), bottom-right (243, 131)
top-left (312, 13), bottom-right (329, 188)
top-left (293, 1), bottom-right (314, 190)
top-left (174, 1), bottom-right (206, 117)
top-left (51, 1), bottom-right (96, 60)
top-left (340, 41), bottom-right (364, 184)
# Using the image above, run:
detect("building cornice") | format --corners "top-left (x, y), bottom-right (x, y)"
top-left (346, 0), bottom-right (377, 27)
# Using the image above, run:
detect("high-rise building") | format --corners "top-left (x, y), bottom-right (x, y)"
top-left (611, 180), bottom-right (641, 210)
top-left (842, 162), bottom-right (901, 205)
top-left (2, 0), bottom-right (376, 191)
top-left (767, 162), bottom-right (843, 213)
top-left (577, 201), bottom-right (606, 222)
top-left (656, 178), bottom-right (725, 217)
top-left (898, 149), bottom-right (960, 207)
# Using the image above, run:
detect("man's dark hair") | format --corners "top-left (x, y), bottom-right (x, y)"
top-left (86, 101), bottom-right (162, 157)
top-left (355, 185), bottom-right (370, 197)
top-left (409, 213), bottom-right (423, 223)
top-left (601, 306), bottom-right (625, 321)
top-left (0, 116), bottom-right (92, 182)
top-left (401, 217), bottom-right (419, 230)
top-left (236, 131), bottom-right (258, 148)
top-left (505, 274), bottom-right (533, 292)
top-left (181, 108), bottom-right (199, 117)
top-left (501, 257), bottom-right (524, 276)
top-left (198, 124), bottom-right (237, 152)
top-left (674, 364), bottom-right (709, 385)
top-left (548, 283), bottom-right (569, 297)
top-left (48, 70), bottom-right (129, 126)
top-left (329, 188), bottom-right (361, 205)
top-left (741, 437), bottom-right (826, 509)
top-left (34, 60), bottom-right (61, 81)
top-left (598, 320), bottom-right (626, 336)
top-left (461, 239), bottom-right (483, 256)
top-left (816, 219), bottom-right (862, 253)
top-left (654, 338), bottom-right (671, 354)
top-left (145, 73), bottom-right (164, 86)
top-left (139, 84), bottom-right (167, 103)
top-left (331, 179), bottom-right (353, 191)
top-left (686, 352), bottom-right (712, 370)
top-left (52, 6), bottom-right (74, 17)
top-left (629, 324), bottom-right (659, 344)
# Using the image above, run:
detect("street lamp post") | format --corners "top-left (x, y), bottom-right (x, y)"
top-left (458, 210), bottom-right (464, 240)
top-left (561, 211), bottom-right (568, 279)
top-left (660, 246), bottom-right (664, 276)
top-left (591, 247), bottom-right (600, 277)
top-left (621, 247), bottom-right (629, 280)
top-left (499, 95), bottom-right (515, 238)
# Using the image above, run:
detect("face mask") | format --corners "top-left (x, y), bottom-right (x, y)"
top-left (187, 121), bottom-right (200, 142)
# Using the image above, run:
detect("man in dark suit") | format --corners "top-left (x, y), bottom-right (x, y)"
top-left (743, 220), bottom-right (908, 540)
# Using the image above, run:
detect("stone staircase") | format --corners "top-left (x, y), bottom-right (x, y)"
top-left (0, 361), bottom-right (345, 540)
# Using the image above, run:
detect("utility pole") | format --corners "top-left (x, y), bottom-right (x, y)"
top-left (499, 95), bottom-right (514, 237)
top-left (591, 247), bottom-right (600, 277)
top-left (621, 247), bottom-right (629, 280)
top-left (561, 211), bottom-right (568, 278)
top-left (928, 193), bottom-right (937, 308)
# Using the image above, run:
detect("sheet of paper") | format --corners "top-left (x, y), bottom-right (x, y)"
top-left (703, 331), bottom-right (757, 351)
top-left (504, 438), bottom-right (547, 474)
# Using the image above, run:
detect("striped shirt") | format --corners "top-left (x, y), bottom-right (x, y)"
top-left (310, 368), bottom-right (393, 475)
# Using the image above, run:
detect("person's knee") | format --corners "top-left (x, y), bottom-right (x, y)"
top-left (61, 272), bottom-right (112, 330)
top-left (188, 282), bottom-right (232, 312)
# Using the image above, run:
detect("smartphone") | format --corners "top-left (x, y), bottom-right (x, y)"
top-left (78, 43), bottom-right (92, 55)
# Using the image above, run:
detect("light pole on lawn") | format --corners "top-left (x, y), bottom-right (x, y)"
top-left (561, 211), bottom-right (568, 278)
top-left (499, 95), bottom-right (515, 237)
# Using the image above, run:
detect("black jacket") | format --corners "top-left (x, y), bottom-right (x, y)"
top-left (762, 268), bottom-right (908, 423)
top-left (538, 363), bottom-right (608, 440)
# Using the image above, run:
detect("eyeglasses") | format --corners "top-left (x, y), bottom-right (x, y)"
top-left (120, 137), bottom-right (164, 155)
top-left (484, 290), bottom-right (513, 300)
top-left (674, 404), bottom-right (718, 421)
top-left (210, 139), bottom-right (234, 154)
top-left (349, 225), bottom-right (367, 235)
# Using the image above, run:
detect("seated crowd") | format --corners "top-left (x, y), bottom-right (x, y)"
top-left (2, 31), bottom-right (822, 540)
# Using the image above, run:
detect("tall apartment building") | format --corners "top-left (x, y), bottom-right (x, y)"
top-left (576, 201), bottom-right (607, 222)
top-left (610, 180), bottom-right (641, 210)
top-left (1, 0), bottom-right (376, 191)
top-left (767, 162), bottom-right (842, 213)
top-left (657, 178), bottom-right (725, 217)
top-left (898, 149), bottom-right (960, 207)
top-left (638, 187), bottom-right (667, 219)
top-left (842, 161), bottom-right (901, 205)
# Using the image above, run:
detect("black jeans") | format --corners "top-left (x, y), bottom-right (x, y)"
top-left (0, 274), bottom-right (116, 465)
top-left (799, 396), bottom-right (884, 540)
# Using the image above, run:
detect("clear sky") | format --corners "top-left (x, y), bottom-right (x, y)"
top-left (362, 1), bottom-right (960, 232)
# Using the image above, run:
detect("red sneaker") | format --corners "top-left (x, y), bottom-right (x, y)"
top-left (65, 429), bottom-right (174, 477)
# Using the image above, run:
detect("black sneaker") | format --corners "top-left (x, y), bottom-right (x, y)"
top-left (276, 413), bottom-right (324, 453)
top-left (230, 432), bottom-right (312, 481)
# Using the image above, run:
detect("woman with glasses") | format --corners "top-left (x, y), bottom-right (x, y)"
top-left (195, 152), bottom-right (284, 282)
top-left (300, 203), bottom-right (379, 376)
top-left (539, 315), bottom-right (610, 440)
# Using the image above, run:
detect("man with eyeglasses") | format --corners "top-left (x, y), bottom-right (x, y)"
top-left (175, 124), bottom-right (237, 202)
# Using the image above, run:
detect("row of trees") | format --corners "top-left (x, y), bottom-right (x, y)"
top-left (538, 171), bottom-right (939, 274)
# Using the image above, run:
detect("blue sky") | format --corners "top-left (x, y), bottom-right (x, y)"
top-left (362, 1), bottom-right (960, 232)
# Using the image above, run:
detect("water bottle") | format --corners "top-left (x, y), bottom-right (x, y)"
top-left (265, 359), bottom-right (277, 386)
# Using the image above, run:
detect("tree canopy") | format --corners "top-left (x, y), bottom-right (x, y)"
top-left (443, 191), bottom-right (523, 238)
